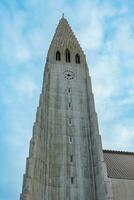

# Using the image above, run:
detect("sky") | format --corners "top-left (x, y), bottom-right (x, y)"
top-left (0, 0), bottom-right (134, 199)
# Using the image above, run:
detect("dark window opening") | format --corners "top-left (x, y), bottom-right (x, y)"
top-left (66, 49), bottom-right (71, 62)
top-left (69, 136), bottom-right (72, 143)
top-left (75, 54), bottom-right (80, 64)
top-left (68, 102), bottom-right (71, 108)
top-left (69, 118), bottom-right (72, 125)
top-left (68, 88), bottom-right (71, 93)
top-left (56, 51), bottom-right (61, 61)
top-left (71, 177), bottom-right (74, 184)
top-left (70, 155), bottom-right (73, 162)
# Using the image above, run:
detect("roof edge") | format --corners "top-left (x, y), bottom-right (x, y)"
top-left (103, 149), bottom-right (134, 155)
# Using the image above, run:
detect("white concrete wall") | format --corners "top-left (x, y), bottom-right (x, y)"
top-left (111, 178), bottom-right (134, 200)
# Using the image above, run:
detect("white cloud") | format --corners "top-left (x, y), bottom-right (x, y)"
top-left (109, 20), bottom-right (134, 57)
top-left (15, 45), bottom-right (31, 61)
top-left (85, 8), bottom-right (134, 152)
top-left (78, 12), bottom-right (103, 50)
top-left (1, 13), bottom-right (32, 65)
top-left (12, 76), bottom-right (38, 98)
top-left (106, 125), bottom-right (134, 151)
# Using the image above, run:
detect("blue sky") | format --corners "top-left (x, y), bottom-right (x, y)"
top-left (1, 0), bottom-right (134, 200)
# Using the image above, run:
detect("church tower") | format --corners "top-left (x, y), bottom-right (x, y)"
top-left (20, 17), bottom-right (113, 200)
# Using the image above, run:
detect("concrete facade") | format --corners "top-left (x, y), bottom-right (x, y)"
top-left (111, 178), bottom-right (134, 200)
top-left (20, 17), bottom-right (113, 200)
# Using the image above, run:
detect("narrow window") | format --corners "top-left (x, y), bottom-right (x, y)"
top-left (68, 118), bottom-right (72, 125)
top-left (71, 177), bottom-right (74, 184)
top-left (68, 102), bottom-right (71, 108)
top-left (66, 49), bottom-right (70, 62)
top-left (70, 155), bottom-right (73, 162)
top-left (75, 54), bottom-right (80, 64)
top-left (69, 136), bottom-right (73, 143)
top-left (68, 88), bottom-right (71, 93)
top-left (56, 51), bottom-right (61, 61)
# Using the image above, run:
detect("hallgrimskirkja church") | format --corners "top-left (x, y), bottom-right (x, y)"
top-left (20, 17), bottom-right (134, 200)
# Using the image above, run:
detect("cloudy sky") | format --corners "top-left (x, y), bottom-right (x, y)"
top-left (1, 0), bottom-right (134, 199)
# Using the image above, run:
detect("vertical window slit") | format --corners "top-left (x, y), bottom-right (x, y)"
top-left (66, 49), bottom-right (71, 62)
top-left (68, 102), bottom-right (71, 108)
top-left (69, 118), bottom-right (72, 125)
top-left (56, 51), bottom-right (61, 61)
top-left (75, 54), bottom-right (80, 64)
top-left (69, 136), bottom-right (72, 143)
top-left (70, 155), bottom-right (73, 162)
top-left (71, 177), bottom-right (74, 184)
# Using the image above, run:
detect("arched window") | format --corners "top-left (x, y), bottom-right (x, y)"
top-left (56, 51), bottom-right (61, 61)
top-left (75, 54), bottom-right (80, 64)
top-left (66, 49), bottom-right (70, 62)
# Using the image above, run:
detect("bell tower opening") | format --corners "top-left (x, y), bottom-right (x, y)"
top-left (75, 53), bottom-right (80, 64)
top-left (56, 51), bottom-right (61, 61)
top-left (65, 49), bottom-right (70, 62)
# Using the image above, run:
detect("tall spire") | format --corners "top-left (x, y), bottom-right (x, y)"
top-left (47, 16), bottom-right (85, 64)
top-left (20, 17), bottom-right (113, 200)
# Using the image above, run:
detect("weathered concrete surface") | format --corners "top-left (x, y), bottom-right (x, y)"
top-left (20, 17), bottom-right (112, 200)
top-left (111, 178), bottom-right (134, 200)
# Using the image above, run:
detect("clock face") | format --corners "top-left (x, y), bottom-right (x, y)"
top-left (64, 70), bottom-right (75, 80)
